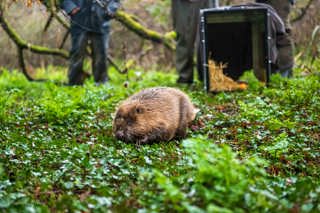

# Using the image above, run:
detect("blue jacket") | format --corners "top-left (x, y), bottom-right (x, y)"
top-left (62, 0), bottom-right (120, 34)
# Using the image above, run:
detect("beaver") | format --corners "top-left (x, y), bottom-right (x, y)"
top-left (112, 87), bottom-right (198, 144)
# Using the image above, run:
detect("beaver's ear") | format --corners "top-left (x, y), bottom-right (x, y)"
top-left (135, 106), bottom-right (144, 114)
top-left (114, 108), bottom-right (123, 118)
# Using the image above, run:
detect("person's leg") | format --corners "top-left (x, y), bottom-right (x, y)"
top-left (172, 0), bottom-right (204, 84)
top-left (68, 31), bottom-right (89, 85)
top-left (269, 0), bottom-right (294, 77)
top-left (196, 0), bottom-right (211, 81)
top-left (256, 0), bottom-right (294, 77)
top-left (276, 33), bottom-right (294, 77)
top-left (90, 31), bottom-right (109, 84)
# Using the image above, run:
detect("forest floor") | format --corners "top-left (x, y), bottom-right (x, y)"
top-left (0, 63), bottom-right (319, 212)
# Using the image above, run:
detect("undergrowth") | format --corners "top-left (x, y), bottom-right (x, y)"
top-left (0, 64), bottom-right (319, 212)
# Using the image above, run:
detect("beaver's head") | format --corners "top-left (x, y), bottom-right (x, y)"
top-left (112, 101), bottom-right (151, 143)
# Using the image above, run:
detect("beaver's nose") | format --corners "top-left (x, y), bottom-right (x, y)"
top-left (116, 130), bottom-right (125, 140)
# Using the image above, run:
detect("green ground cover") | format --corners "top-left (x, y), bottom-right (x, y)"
top-left (0, 66), bottom-right (319, 212)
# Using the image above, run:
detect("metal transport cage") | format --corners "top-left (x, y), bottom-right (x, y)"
top-left (199, 6), bottom-right (273, 92)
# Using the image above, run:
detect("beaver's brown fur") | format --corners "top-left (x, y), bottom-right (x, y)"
top-left (113, 87), bottom-right (197, 144)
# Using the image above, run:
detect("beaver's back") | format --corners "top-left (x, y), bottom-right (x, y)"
top-left (130, 87), bottom-right (195, 125)
top-left (113, 87), bottom-right (197, 143)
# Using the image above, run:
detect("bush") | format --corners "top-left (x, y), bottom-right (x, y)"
top-left (143, 137), bottom-right (281, 212)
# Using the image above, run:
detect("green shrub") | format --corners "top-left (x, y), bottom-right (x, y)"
top-left (145, 138), bottom-right (281, 212)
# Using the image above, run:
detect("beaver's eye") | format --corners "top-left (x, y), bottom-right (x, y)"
top-left (136, 107), bottom-right (143, 114)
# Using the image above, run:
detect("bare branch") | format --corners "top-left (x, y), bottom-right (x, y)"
top-left (59, 30), bottom-right (70, 49)
top-left (291, 0), bottom-right (316, 23)
top-left (48, 0), bottom-right (70, 29)
top-left (46, 0), bottom-right (175, 50)
top-left (114, 10), bottom-right (176, 51)
top-left (0, 13), bottom-right (69, 58)
top-left (43, 13), bottom-right (54, 32)
top-left (17, 48), bottom-right (35, 81)
top-left (0, 1), bottom-right (176, 81)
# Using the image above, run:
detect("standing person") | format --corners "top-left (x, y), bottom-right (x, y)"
top-left (172, 0), bottom-right (211, 85)
top-left (256, 0), bottom-right (295, 77)
top-left (62, 0), bottom-right (120, 85)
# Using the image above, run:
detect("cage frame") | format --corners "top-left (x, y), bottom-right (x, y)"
top-left (199, 6), bottom-right (272, 92)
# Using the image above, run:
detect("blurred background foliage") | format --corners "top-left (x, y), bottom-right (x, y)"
top-left (0, 0), bottom-right (319, 72)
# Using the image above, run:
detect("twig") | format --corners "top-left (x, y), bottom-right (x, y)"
top-left (291, 0), bottom-right (315, 23)
top-left (59, 30), bottom-right (70, 49)
top-left (43, 12), bottom-right (54, 32)
top-left (0, 1), bottom-right (176, 81)
top-left (114, 10), bottom-right (176, 51)
top-left (48, 0), bottom-right (70, 29)
top-left (17, 48), bottom-right (33, 81)
top-left (0, 13), bottom-right (69, 58)
top-left (0, 4), bottom-right (68, 81)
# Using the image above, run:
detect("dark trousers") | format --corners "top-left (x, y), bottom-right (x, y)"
top-left (256, 0), bottom-right (294, 77)
top-left (69, 30), bottom-right (109, 85)
top-left (172, 0), bottom-right (210, 84)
